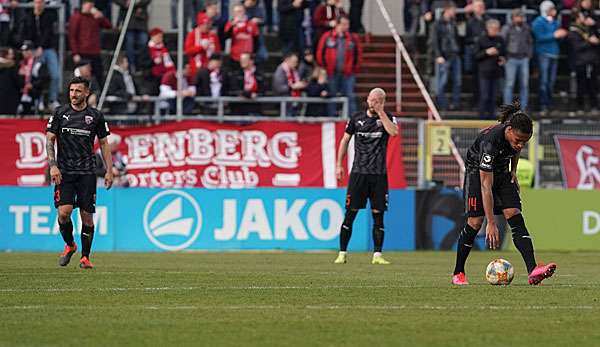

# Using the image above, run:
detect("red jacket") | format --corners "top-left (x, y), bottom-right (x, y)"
top-left (184, 29), bottom-right (221, 77)
top-left (224, 19), bottom-right (258, 62)
top-left (68, 10), bottom-right (111, 56)
top-left (148, 40), bottom-right (175, 78)
top-left (316, 30), bottom-right (362, 77)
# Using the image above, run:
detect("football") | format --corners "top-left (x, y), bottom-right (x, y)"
top-left (486, 259), bottom-right (515, 285)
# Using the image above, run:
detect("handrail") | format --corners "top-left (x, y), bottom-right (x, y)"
top-left (102, 95), bottom-right (349, 122)
top-left (374, 0), bottom-right (465, 186)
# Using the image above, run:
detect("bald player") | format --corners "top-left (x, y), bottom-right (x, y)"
top-left (333, 88), bottom-right (398, 264)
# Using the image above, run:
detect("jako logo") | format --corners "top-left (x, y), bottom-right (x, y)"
top-left (143, 190), bottom-right (202, 251)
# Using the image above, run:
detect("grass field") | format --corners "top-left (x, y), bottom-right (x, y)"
top-left (1, 251), bottom-right (599, 347)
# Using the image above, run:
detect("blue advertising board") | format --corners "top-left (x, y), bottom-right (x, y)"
top-left (0, 187), bottom-right (415, 252)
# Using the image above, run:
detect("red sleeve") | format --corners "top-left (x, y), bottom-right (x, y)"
top-left (184, 31), bottom-right (201, 56)
top-left (316, 32), bottom-right (328, 67)
top-left (212, 32), bottom-right (222, 52)
top-left (68, 14), bottom-right (80, 55)
top-left (313, 6), bottom-right (328, 29)
top-left (353, 33), bottom-right (363, 73)
top-left (97, 16), bottom-right (112, 29)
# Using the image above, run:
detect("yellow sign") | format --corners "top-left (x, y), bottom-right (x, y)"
top-left (430, 126), bottom-right (451, 155)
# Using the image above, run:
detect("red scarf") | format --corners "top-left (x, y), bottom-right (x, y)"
top-left (283, 63), bottom-right (301, 97)
top-left (244, 66), bottom-right (258, 94)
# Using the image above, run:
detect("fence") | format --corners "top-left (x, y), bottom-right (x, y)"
top-left (102, 96), bottom-right (349, 123)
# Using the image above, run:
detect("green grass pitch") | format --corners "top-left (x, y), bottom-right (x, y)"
top-left (1, 251), bottom-right (599, 346)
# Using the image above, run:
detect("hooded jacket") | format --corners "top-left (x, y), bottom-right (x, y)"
top-left (532, 1), bottom-right (561, 57)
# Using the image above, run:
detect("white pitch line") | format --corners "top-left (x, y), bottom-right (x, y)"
top-left (0, 304), bottom-right (596, 311)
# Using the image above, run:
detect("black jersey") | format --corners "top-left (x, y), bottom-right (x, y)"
top-left (345, 111), bottom-right (396, 175)
top-left (47, 104), bottom-right (110, 175)
top-left (465, 124), bottom-right (518, 174)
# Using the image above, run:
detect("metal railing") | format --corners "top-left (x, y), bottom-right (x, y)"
top-left (102, 96), bottom-right (349, 123)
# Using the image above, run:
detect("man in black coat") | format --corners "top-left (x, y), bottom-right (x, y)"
top-left (107, 55), bottom-right (139, 114)
top-left (0, 48), bottom-right (23, 115)
top-left (476, 19), bottom-right (506, 119)
top-left (278, 0), bottom-right (308, 55)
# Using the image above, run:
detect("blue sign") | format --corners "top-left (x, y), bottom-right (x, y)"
top-left (0, 187), bottom-right (415, 252)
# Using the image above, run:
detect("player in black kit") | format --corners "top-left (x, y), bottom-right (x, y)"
top-left (46, 77), bottom-right (113, 269)
top-left (452, 102), bottom-right (556, 285)
top-left (334, 88), bottom-right (398, 265)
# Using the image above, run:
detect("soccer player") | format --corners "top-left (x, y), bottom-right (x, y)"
top-left (46, 77), bottom-right (113, 269)
top-left (333, 88), bottom-right (398, 265)
top-left (452, 102), bottom-right (556, 285)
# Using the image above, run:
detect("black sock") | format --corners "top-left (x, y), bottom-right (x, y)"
top-left (453, 223), bottom-right (479, 275)
top-left (508, 214), bottom-right (537, 274)
top-left (372, 212), bottom-right (384, 252)
top-left (81, 225), bottom-right (95, 258)
top-left (59, 220), bottom-right (74, 246)
top-left (340, 210), bottom-right (358, 251)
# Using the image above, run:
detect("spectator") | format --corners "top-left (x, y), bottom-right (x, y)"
top-left (273, 52), bottom-right (306, 96)
top-left (432, 1), bottom-right (461, 111)
top-left (74, 60), bottom-right (99, 107)
top-left (0, 0), bottom-right (15, 47)
top-left (404, 0), bottom-right (425, 36)
top-left (263, 0), bottom-right (274, 32)
top-left (18, 0), bottom-right (60, 110)
top-left (313, 0), bottom-right (346, 43)
top-left (476, 19), bottom-right (506, 119)
top-left (204, 0), bottom-right (227, 48)
top-left (196, 53), bottom-right (229, 97)
top-left (349, 0), bottom-right (364, 33)
top-left (95, 0), bottom-right (112, 21)
top-left (568, 9), bottom-right (600, 115)
top-left (279, 0), bottom-right (308, 55)
top-left (576, 0), bottom-right (599, 33)
top-left (107, 55), bottom-right (139, 114)
top-left (17, 41), bottom-right (35, 114)
top-left (114, 0), bottom-right (151, 73)
top-left (244, 0), bottom-right (268, 63)
top-left (316, 15), bottom-right (362, 117)
top-left (306, 67), bottom-right (329, 116)
top-left (95, 134), bottom-right (128, 187)
top-left (299, 48), bottom-right (316, 81)
top-left (171, 0), bottom-right (203, 31)
top-left (185, 12), bottom-right (221, 78)
top-left (465, 0), bottom-right (489, 104)
top-left (501, 8), bottom-right (533, 110)
top-left (159, 63), bottom-right (196, 115)
top-left (224, 4), bottom-right (259, 64)
top-left (0, 47), bottom-right (23, 115)
top-left (229, 53), bottom-right (263, 116)
top-left (532, 0), bottom-right (568, 113)
top-left (68, 0), bottom-right (112, 89)
top-left (148, 27), bottom-right (175, 95)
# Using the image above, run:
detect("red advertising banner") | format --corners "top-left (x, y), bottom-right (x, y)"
top-left (555, 136), bottom-right (600, 189)
top-left (1, 119), bottom-right (406, 188)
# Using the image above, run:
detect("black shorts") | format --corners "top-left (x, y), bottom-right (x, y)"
top-left (346, 173), bottom-right (389, 211)
top-left (464, 170), bottom-right (521, 217)
top-left (54, 173), bottom-right (97, 213)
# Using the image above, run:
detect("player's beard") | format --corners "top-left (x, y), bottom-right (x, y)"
top-left (71, 95), bottom-right (87, 108)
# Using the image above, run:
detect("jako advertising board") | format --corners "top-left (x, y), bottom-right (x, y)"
top-left (0, 187), bottom-right (415, 252)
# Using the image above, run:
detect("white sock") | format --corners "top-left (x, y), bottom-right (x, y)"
top-left (373, 252), bottom-right (382, 258)
top-left (339, 251), bottom-right (347, 255)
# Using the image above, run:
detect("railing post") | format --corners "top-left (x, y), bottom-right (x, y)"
top-left (280, 99), bottom-right (287, 118)
top-left (218, 98), bottom-right (225, 122)
top-left (417, 119), bottom-right (426, 188)
top-left (153, 99), bottom-right (160, 125)
top-left (342, 98), bottom-right (349, 119)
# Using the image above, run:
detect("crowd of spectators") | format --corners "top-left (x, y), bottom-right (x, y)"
top-left (413, 0), bottom-right (600, 118)
top-left (0, 0), bottom-right (366, 117)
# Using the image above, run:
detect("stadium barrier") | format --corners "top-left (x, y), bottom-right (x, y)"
top-left (0, 187), bottom-right (415, 252)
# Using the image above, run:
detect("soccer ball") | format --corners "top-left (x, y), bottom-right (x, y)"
top-left (485, 259), bottom-right (514, 285)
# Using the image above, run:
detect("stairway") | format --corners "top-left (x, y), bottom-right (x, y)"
top-left (357, 35), bottom-right (430, 119)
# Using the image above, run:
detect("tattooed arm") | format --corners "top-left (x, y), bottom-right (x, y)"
top-left (46, 132), bottom-right (62, 185)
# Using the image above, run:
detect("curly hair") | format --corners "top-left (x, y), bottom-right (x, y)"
top-left (498, 101), bottom-right (533, 135)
